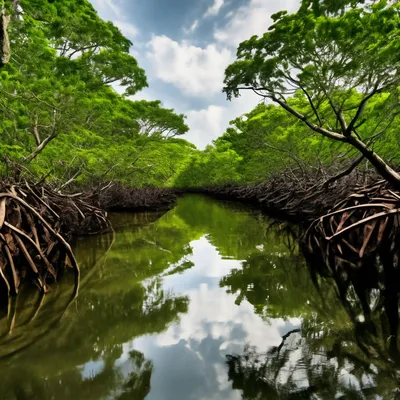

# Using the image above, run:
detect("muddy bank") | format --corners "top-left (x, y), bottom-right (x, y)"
top-left (186, 172), bottom-right (360, 225)
top-left (93, 183), bottom-right (178, 212)
top-left (0, 181), bottom-right (110, 298)
top-left (0, 179), bottom-right (181, 299)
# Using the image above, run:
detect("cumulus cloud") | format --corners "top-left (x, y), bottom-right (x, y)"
top-left (214, 0), bottom-right (300, 48)
top-left (114, 20), bottom-right (138, 39)
top-left (185, 91), bottom-right (261, 149)
top-left (147, 35), bottom-right (233, 98)
top-left (90, 0), bottom-right (301, 148)
top-left (204, 0), bottom-right (225, 17)
top-left (90, 0), bottom-right (138, 40)
top-left (144, 0), bottom-right (300, 147)
top-left (185, 106), bottom-right (226, 148)
top-left (177, 0), bottom-right (301, 148)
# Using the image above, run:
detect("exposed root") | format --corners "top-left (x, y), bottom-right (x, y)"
top-left (0, 181), bottom-right (111, 298)
top-left (194, 170), bottom-right (400, 282)
top-left (95, 183), bottom-right (178, 212)
top-left (305, 181), bottom-right (400, 268)
top-left (193, 168), bottom-right (360, 224)
top-left (300, 180), bottom-right (400, 322)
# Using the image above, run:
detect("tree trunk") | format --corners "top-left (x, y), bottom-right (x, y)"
top-left (347, 135), bottom-right (400, 189)
top-left (25, 134), bottom-right (57, 163)
top-left (0, 3), bottom-right (10, 66)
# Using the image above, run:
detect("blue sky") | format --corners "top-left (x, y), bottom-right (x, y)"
top-left (90, 0), bottom-right (300, 148)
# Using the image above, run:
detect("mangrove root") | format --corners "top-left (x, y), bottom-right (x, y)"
top-left (304, 180), bottom-right (400, 274)
top-left (0, 180), bottom-right (111, 298)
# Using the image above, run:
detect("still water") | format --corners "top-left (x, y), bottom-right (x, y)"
top-left (0, 195), bottom-right (399, 399)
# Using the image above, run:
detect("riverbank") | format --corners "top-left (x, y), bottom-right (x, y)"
top-left (1, 170), bottom-right (398, 300)
top-left (94, 183), bottom-right (178, 212)
top-left (0, 180), bottom-right (180, 298)
top-left (187, 171), bottom-right (400, 275)
top-left (186, 171), bottom-right (360, 225)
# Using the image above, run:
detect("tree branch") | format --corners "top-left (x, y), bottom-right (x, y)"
top-left (58, 168), bottom-right (83, 191)
top-left (270, 95), bottom-right (346, 141)
top-left (323, 155), bottom-right (364, 188)
top-left (32, 116), bottom-right (40, 146)
top-left (299, 85), bottom-right (323, 126)
top-left (24, 133), bottom-right (57, 163)
top-left (236, 86), bottom-right (345, 140)
top-left (346, 84), bottom-right (384, 136)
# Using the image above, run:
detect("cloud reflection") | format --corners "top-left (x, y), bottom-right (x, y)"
top-left (125, 236), bottom-right (301, 400)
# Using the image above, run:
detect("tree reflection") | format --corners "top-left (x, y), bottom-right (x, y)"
top-left (3, 195), bottom-right (399, 399)
top-left (220, 252), bottom-right (312, 319)
top-left (224, 231), bottom-right (400, 399)
top-left (0, 210), bottom-right (189, 400)
top-left (115, 350), bottom-right (153, 400)
top-left (1, 348), bottom-right (153, 400)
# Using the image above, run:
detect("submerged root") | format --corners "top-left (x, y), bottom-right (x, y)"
top-left (195, 168), bottom-right (359, 224)
top-left (305, 180), bottom-right (400, 269)
top-left (95, 182), bottom-right (178, 212)
top-left (0, 181), bottom-right (111, 298)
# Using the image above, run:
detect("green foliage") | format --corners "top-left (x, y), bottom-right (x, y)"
top-left (224, 1), bottom-right (400, 102)
top-left (221, 0), bottom-right (400, 186)
top-left (0, 0), bottom-right (195, 188)
top-left (165, 1), bottom-right (400, 188)
top-left (171, 146), bottom-right (242, 187)
top-left (3, 0), bottom-right (400, 189)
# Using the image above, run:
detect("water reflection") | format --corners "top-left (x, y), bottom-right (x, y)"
top-left (225, 235), bottom-right (400, 399)
top-left (0, 195), bottom-right (398, 399)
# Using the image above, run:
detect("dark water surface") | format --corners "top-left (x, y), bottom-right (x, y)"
top-left (0, 195), bottom-right (399, 399)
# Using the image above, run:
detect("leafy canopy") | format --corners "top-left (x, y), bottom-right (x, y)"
top-left (223, 0), bottom-right (400, 185)
top-left (0, 0), bottom-right (196, 188)
top-left (224, 0), bottom-right (400, 104)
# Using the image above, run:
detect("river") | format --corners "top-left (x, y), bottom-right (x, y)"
top-left (0, 195), bottom-right (398, 399)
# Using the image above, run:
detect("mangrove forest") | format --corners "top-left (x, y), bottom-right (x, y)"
top-left (1, 0), bottom-right (400, 398)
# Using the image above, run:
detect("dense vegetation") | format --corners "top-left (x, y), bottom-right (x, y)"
top-left (1, 0), bottom-right (400, 189)
top-left (0, 0), bottom-right (194, 188)
top-left (178, 0), bottom-right (400, 187)
top-left (222, 0), bottom-right (400, 187)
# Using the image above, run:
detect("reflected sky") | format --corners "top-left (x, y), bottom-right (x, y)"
top-left (131, 236), bottom-right (301, 400)
top-left (0, 195), bottom-right (398, 399)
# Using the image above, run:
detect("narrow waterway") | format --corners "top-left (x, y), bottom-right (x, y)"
top-left (0, 195), bottom-right (398, 399)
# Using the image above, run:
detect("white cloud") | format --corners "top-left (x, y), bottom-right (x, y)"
top-left (143, 31), bottom-right (262, 148)
top-left (147, 35), bottom-right (233, 98)
top-left (143, 0), bottom-right (301, 148)
top-left (184, 19), bottom-right (199, 34)
top-left (204, 0), bottom-right (225, 17)
top-left (91, 0), bottom-right (300, 149)
top-left (214, 0), bottom-right (300, 47)
top-left (185, 91), bottom-right (261, 149)
top-left (186, 106), bottom-right (226, 148)
top-left (113, 20), bottom-right (138, 39)
top-left (89, 0), bottom-right (138, 40)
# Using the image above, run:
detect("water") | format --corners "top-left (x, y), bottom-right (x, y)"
top-left (0, 195), bottom-right (399, 399)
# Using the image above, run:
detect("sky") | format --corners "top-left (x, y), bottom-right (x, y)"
top-left (89, 0), bottom-right (300, 149)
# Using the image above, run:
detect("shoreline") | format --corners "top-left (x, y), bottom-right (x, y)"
top-left (1, 173), bottom-right (398, 299)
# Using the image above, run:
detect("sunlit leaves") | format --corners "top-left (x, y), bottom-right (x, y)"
top-left (224, 0), bottom-right (400, 113)
top-left (0, 0), bottom-right (197, 187)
